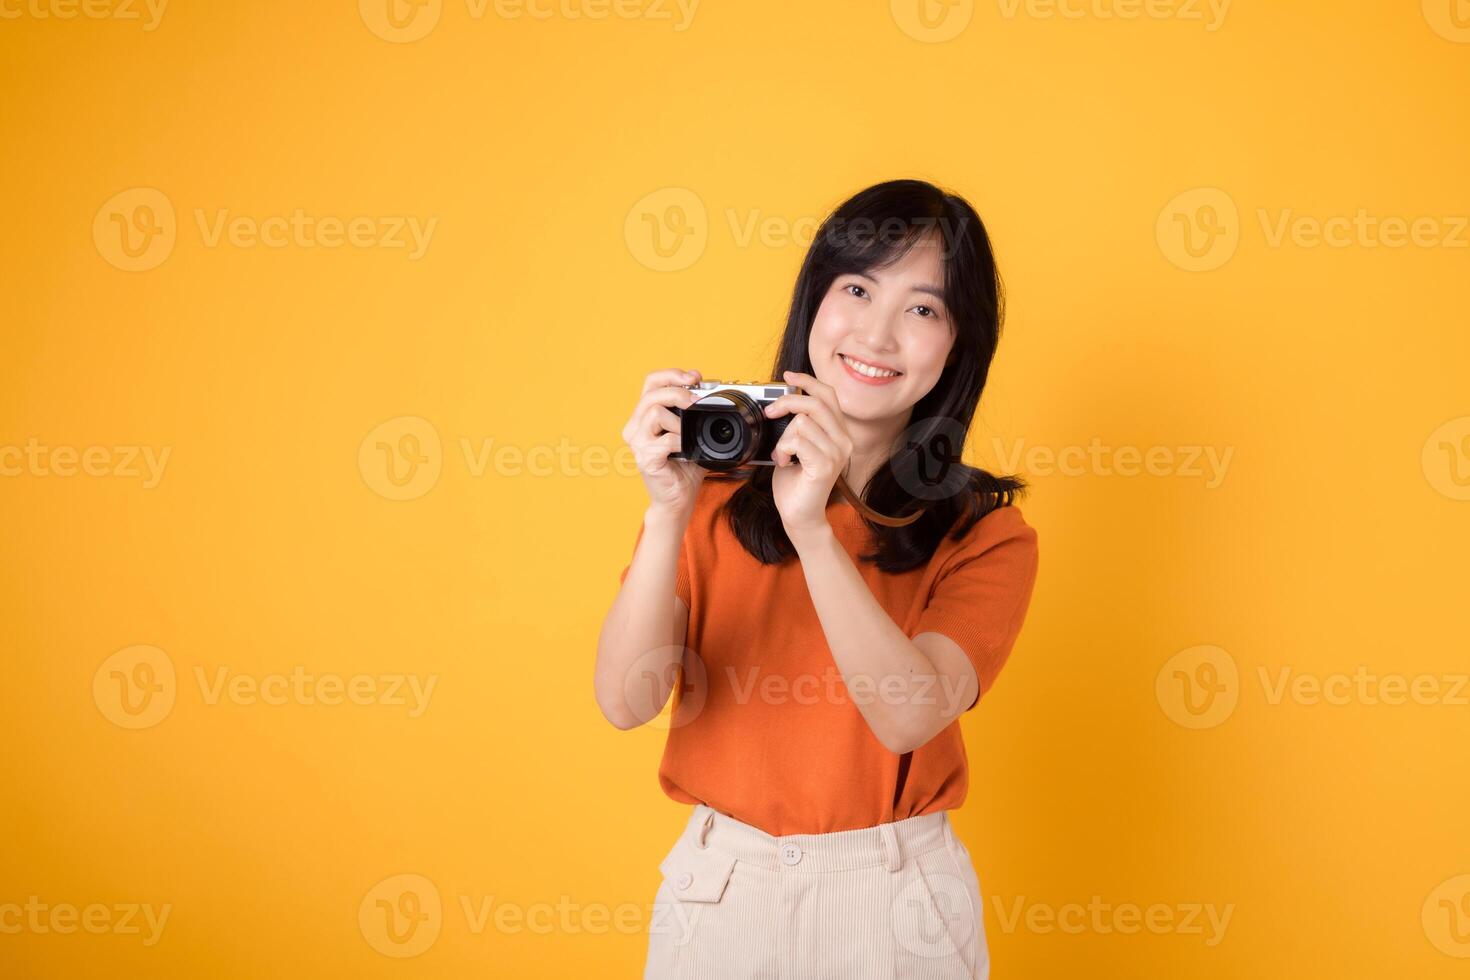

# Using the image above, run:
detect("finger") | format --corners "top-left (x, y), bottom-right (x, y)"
top-left (775, 430), bottom-right (820, 473)
top-left (781, 369), bottom-right (835, 397)
top-left (635, 401), bottom-right (684, 442)
top-left (647, 405), bottom-right (682, 437)
top-left (764, 394), bottom-right (845, 446)
top-left (786, 416), bottom-right (840, 473)
top-left (640, 431), bottom-right (684, 470)
top-left (630, 386), bottom-right (698, 435)
top-left (764, 393), bottom-right (825, 420)
top-left (775, 426), bottom-right (837, 476)
top-left (642, 368), bottom-right (701, 396)
top-left (781, 370), bottom-right (841, 415)
top-left (772, 428), bottom-right (795, 468)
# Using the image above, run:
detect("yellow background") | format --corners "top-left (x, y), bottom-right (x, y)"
top-left (3, 0), bottom-right (1469, 976)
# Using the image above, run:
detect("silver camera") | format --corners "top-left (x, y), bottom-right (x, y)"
top-left (669, 379), bottom-right (801, 471)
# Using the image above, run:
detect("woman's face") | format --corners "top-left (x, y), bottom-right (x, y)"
top-left (806, 233), bottom-right (956, 423)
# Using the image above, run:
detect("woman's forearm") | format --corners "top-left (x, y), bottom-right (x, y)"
top-left (594, 506), bottom-right (690, 730)
top-left (790, 524), bottom-right (951, 754)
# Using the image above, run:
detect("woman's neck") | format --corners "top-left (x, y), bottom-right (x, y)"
top-left (835, 409), bottom-right (911, 500)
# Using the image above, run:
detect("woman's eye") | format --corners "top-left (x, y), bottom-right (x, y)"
top-left (913, 305), bottom-right (935, 318)
top-left (844, 284), bottom-right (868, 299)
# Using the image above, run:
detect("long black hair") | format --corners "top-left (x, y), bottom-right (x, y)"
top-left (719, 178), bottom-right (1026, 573)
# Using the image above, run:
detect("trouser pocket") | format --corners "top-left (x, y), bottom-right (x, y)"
top-left (891, 843), bottom-right (982, 979)
top-left (644, 835), bottom-right (739, 980)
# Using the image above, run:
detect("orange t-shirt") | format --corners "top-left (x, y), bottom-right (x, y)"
top-left (617, 475), bottom-right (1039, 836)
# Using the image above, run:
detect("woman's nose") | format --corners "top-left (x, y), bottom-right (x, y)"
top-left (857, 309), bottom-right (901, 353)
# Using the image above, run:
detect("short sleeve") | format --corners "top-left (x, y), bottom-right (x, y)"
top-left (911, 506), bottom-right (1039, 712)
top-left (618, 517), bottom-right (693, 608)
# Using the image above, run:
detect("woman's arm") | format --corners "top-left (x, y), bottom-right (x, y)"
top-left (594, 506), bottom-right (692, 730)
top-left (790, 525), bottom-right (977, 754)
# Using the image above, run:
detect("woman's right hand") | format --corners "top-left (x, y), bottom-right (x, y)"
top-left (621, 368), bottom-right (708, 518)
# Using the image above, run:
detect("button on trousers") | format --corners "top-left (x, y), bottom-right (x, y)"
top-left (644, 803), bottom-right (988, 980)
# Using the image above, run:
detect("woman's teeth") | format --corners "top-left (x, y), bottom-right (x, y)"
top-left (841, 354), bottom-right (901, 378)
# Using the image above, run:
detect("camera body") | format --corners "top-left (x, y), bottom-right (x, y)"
top-left (669, 380), bottom-right (802, 471)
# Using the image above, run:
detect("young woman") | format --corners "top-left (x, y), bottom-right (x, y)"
top-left (596, 179), bottom-right (1039, 980)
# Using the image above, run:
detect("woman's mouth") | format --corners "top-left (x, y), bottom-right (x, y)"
top-left (838, 352), bottom-right (903, 385)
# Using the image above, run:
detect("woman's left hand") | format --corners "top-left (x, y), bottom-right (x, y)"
top-left (765, 370), bottom-right (855, 542)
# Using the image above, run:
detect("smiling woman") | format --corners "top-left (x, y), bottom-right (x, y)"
top-left (600, 179), bottom-right (1038, 980)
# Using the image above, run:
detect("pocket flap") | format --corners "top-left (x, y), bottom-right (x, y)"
top-left (659, 840), bottom-right (737, 903)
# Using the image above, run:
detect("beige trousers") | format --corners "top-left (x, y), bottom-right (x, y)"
top-left (644, 803), bottom-right (988, 980)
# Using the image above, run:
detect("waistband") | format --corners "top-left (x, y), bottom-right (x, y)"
top-left (677, 803), bottom-right (956, 874)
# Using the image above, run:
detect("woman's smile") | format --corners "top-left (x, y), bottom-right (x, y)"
top-left (837, 351), bottom-right (904, 385)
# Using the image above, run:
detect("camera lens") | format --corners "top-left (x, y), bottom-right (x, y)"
top-left (698, 413), bottom-right (744, 456)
